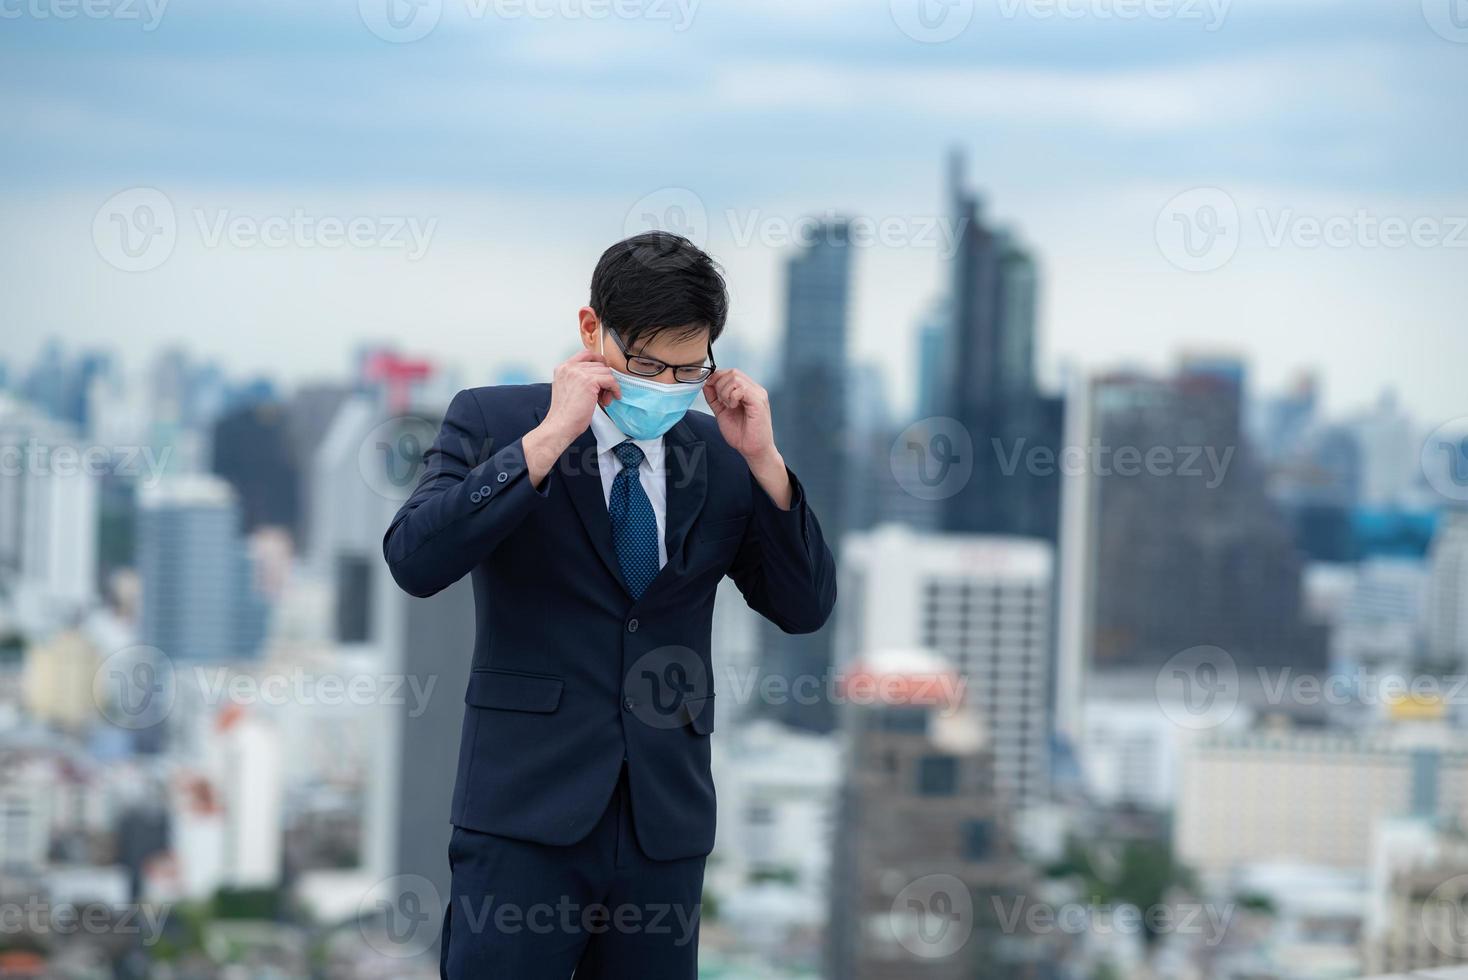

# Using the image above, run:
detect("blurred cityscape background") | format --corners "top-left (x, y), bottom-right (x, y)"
top-left (4, 1), bottom-right (1468, 978)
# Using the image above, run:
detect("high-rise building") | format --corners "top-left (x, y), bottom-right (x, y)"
top-left (1083, 361), bottom-right (1327, 676)
top-left (766, 218), bottom-right (852, 732)
top-left (211, 398), bottom-right (303, 540)
top-left (137, 476), bottom-right (266, 664)
top-left (940, 151), bottom-right (1062, 543)
top-left (1426, 509), bottom-right (1468, 669)
top-left (826, 647), bottom-right (1038, 979)
top-left (316, 396), bottom-right (475, 965)
top-left (839, 526), bottom-right (1052, 809)
top-left (0, 394), bottom-right (99, 624)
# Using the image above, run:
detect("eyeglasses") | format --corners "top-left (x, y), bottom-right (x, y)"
top-left (604, 326), bottom-right (715, 384)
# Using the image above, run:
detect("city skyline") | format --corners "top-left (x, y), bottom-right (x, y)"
top-left (4, 0), bottom-right (1467, 424)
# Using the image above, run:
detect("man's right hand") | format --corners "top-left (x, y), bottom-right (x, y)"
top-left (523, 350), bottom-right (621, 488)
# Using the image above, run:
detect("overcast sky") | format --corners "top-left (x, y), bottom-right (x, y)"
top-left (3, 0), bottom-right (1466, 425)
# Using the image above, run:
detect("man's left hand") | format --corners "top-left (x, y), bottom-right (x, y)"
top-left (704, 369), bottom-right (792, 510)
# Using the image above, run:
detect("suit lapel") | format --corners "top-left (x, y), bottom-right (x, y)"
top-left (533, 403), bottom-right (632, 598)
top-left (651, 416), bottom-right (708, 588)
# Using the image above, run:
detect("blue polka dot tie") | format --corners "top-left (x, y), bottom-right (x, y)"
top-left (608, 441), bottom-right (658, 600)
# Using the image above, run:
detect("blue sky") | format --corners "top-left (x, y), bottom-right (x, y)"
top-left (3, 0), bottom-right (1466, 423)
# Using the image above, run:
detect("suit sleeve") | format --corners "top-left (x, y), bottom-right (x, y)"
top-left (726, 465), bottom-right (837, 635)
top-left (382, 388), bottom-right (547, 598)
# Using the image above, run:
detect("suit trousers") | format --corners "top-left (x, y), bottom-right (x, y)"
top-left (440, 764), bottom-right (706, 979)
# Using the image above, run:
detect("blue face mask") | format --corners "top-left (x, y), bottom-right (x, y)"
top-left (605, 369), bottom-right (703, 441)
top-left (600, 326), bottom-right (705, 441)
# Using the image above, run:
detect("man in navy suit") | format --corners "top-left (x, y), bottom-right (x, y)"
top-left (382, 232), bottom-right (837, 978)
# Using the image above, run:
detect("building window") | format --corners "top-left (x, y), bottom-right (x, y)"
top-left (963, 820), bottom-right (992, 860)
top-left (918, 755), bottom-right (959, 796)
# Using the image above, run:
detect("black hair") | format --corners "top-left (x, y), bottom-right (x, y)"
top-left (589, 232), bottom-right (728, 350)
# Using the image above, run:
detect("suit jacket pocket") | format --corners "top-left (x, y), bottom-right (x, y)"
top-left (465, 667), bottom-right (564, 713)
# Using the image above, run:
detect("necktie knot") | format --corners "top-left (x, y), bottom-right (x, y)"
top-left (613, 440), bottom-right (645, 471)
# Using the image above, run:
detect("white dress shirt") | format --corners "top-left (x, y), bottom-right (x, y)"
top-left (589, 407), bottom-right (668, 569)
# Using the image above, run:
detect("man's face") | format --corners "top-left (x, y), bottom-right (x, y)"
top-left (580, 309), bottom-right (712, 385)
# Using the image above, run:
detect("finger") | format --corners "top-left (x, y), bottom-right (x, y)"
top-left (568, 349), bottom-right (601, 364)
top-left (704, 385), bottom-right (728, 415)
top-left (718, 375), bottom-right (745, 408)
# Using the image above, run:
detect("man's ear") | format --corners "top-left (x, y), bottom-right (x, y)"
top-left (577, 307), bottom-right (600, 351)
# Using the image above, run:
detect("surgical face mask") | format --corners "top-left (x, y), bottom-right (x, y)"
top-left (600, 327), bottom-right (705, 441)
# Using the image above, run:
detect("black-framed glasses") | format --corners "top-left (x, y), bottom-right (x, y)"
top-left (605, 326), bottom-right (715, 384)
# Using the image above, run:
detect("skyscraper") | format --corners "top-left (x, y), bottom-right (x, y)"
top-left (137, 476), bottom-right (265, 663)
top-left (766, 218), bottom-right (852, 731)
top-left (940, 151), bottom-right (1062, 543)
top-left (1426, 508), bottom-right (1468, 668)
top-left (1084, 360), bottom-right (1327, 676)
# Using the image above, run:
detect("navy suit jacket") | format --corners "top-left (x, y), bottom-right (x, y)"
top-left (382, 384), bottom-right (837, 861)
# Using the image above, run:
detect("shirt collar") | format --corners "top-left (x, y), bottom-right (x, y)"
top-left (590, 407), bottom-right (665, 470)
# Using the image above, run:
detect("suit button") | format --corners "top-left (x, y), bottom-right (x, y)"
top-left (497, 471), bottom-right (509, 483)
top-left (469, 491), bottom-right (481, 503)
top-left (623, 697), bottom-right (635, 712)
top-left (479, 485), bottom-right (492, 496)
top-left (626, 619), bottom-right (639, 633)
